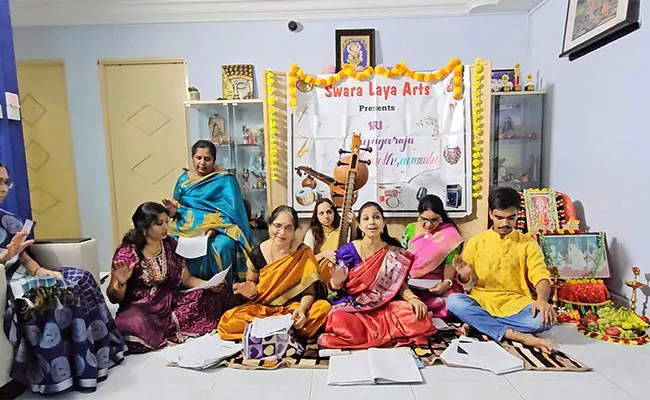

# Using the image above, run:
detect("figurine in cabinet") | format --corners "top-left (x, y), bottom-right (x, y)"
top-left (242, 125), bottom-right (257, 145)
top-left (209, 114), bottom-right (230, 144)
top-left (250, 155), bottom-right (266, 189)
top-left (241, 167), bottom-right (253, 189)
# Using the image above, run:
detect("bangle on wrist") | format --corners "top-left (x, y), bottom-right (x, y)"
top-left (443, 279), bottom-right (453, 287)
top-left (33, 267), bottom-right (42, 276)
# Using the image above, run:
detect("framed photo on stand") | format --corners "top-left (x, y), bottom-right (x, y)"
top-left (538, 232), bottom-right (611, 279)
top-left (491, 69), bottom-right (515, 92)
top-left (335, 29), bottom-right (375, 72)
top-left (560, 0), bottom-right (640, 61)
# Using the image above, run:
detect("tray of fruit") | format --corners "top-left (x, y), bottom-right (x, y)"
top-left (577, 306), bottom-right (650, 345)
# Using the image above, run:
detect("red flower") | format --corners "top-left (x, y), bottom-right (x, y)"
top-left (641, 316), bottom-right (649, 323)
top-left (635, 282), bottom-right (644, 288)
top-left (624, 339), bottom-right (630, 344)
top-left (632, 266), bottom-right (640, 274)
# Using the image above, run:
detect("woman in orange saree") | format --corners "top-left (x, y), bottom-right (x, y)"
top-left (318, 202), bottom-right (436, 349)
top-left (218, 206), bottom-right (331, 341)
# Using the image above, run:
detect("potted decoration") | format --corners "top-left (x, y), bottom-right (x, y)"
top-left (188, 86), bottom-right (200, 101)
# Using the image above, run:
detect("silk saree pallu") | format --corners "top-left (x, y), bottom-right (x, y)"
top-left (316, 227), bottom-right (341, 283)
top-left (318, 245), bottom-right (436, 349)
top-left (218, 247), bottom-right (331, 341)
top-left (407, 223), bottom-right (464, 278)
top-left (169, 171), bottom-right (252, 282)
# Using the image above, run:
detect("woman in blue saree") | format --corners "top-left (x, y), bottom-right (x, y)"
top-left (1, 162), bottom-right (125, 395)
top-left (163, 140), bottom-right (252, 283)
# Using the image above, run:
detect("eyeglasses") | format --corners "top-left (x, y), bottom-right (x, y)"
top-left (0, 179), bottom-right (14, 190)
top-left (271, 222), bottom-right (295, 232)
top-left (418, 215), bottom-right (442, 224)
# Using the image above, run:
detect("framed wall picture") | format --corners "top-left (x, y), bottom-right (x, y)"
top-left (491, 69), bottom-right (515, 92)
top-left (222, 64), bottom-right (254, 100)
top-left (560, 0), bottom-right (640, 61)
top-left (335, 29), bottom-right (376, 72)
top-left (538, 232), bottom-right (611, 279)
top-left (523, 189), bottom-right (560, 233)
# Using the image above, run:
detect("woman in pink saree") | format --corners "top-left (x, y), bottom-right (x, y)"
top-left (402, 195), bottom-right (464, 319)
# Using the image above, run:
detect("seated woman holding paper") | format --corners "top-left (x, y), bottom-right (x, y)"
top-left (217, 206), bottom-right (332, 341)
top-left (1, 162), bottom-right (126, 395)
top-left (108, 202), bottom-right (236, 353)
top-left (402, 195), bottom-right (464, 319)
top-left (163, 140), bottom-right (252, 283)
top-left (303, 198), bottom-right (356, 282)
top-left (318, 202), bottom-right (436, 349)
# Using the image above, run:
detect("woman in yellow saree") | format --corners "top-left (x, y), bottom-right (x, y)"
top-left (302, 198), bottom-right (356, 283)
top-left (218, 206), bottom-right (331, 341)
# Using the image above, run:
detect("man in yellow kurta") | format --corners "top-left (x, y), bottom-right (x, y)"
top-left (447, 187), bottom-right (556, 352)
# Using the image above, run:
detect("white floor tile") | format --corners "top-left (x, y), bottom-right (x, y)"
top-left (310, 370), bottom-right (416, 400)
top-left (420, 364), bottom-right (507, 382)
top-left (505, 370), bottom-right (605, 382)
top-left (412, 381), bottom-right (523, 400)
top-left (510, 380), bottom-right (634, 400)
top-left (205, 368), bottom-right (313, 400)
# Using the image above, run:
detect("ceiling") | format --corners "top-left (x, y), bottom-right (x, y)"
top-left (9, 0), bottom-right (545, 27)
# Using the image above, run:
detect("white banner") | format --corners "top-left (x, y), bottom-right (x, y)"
top-left (288, 69), bottom-right (472, 217)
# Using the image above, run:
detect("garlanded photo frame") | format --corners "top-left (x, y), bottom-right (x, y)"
top-left (335, 29), bottom-right (376, 72)
top-left (538, 232), bottom-right (611, 279)
top-left (560, 0), bottom-right (640, 61)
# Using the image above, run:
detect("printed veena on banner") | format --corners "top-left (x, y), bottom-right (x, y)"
top-left (288, 69), bottom-right (472, 217)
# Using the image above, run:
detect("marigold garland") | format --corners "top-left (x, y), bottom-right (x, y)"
top-left (265, 69), bottom-right (279, 181)
top-left (471, 58), bottom-right (486, 199)
top-left (577, 324), bottom-right (650, 346)
top-left (287, 58), bottom-right (464, 109)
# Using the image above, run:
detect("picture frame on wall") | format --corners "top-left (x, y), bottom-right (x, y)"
top-left (559, 0), bottom-right (640, 61)
top-left (538, 232), bottom-right (611, 279)
top-left (335, 29), bottom-right (376, 72)
top-left (491, 69), bottom-right (515, 92)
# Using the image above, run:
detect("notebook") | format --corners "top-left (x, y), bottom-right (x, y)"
top-left (440, 337), bottom-right (524, 375)
top-left (327, 347), bottom-right (423, 385)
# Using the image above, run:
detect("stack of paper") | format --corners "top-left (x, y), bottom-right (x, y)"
top-left (441, 336), bottom-right (524, 375)
top-left (407, 279), bottom-right (442, 290)
top-left (160, 334), bottom-right (242, 370)
top-left (176, 234), bottom-right (210, 259)
top-left (327, 347), bottom-right (423, 386)
top-left (250, 314), bottom-right (293, 338)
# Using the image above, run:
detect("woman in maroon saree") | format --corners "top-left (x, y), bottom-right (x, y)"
top-left (318, 202), bottom-right (436, 349)
top-left (107, 202), bottom-right (236, 353)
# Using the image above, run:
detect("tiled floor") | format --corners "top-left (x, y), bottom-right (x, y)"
top-left (16, 324), bottom-right (650, 400)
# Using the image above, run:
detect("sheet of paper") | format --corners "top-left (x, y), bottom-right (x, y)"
top-left (407, 279), bottom-right (442, 290)
top-left (181, 266), bottom-right (230, 294)
top-left (431, 318), bottom-right (452, 330)
top-left (327, 350), bottom-right (373, 386)
top-left (250, 314), bottom-right (293, 338)
top-left (175, 234), bottom-right (209, 259)
top-left (5, 92), bottom-right (20, 121)
top-left (369, 347), bottom-right (423, 384)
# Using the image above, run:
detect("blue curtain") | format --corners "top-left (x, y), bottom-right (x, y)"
top-left (0, 0), bottom-right (31, 219)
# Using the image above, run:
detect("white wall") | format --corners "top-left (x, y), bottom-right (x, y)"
top-left (530, 0), bottom-right (650, 297)
top-left (12, 14), bottom-right (531, 266)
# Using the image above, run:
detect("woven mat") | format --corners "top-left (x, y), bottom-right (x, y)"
top-left (225, 328), bottom-right (591, 372)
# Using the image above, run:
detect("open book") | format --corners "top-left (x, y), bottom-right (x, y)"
top-left (441, 337), bottom-right (524, 375)
top-left (327, 347), bottom-right (423, 386)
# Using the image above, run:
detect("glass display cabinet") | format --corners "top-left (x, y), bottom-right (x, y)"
top-left (490, 92), bottom-right (545, 191)
top-left (185, 99), bottom-right (269, 246)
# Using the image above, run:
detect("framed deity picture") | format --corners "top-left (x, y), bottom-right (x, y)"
top-left (523, 189), bottom-right (560, 233)
top-left (560, 0), bottom-right (640, 61)
top-left (221, 64), bottom-right (254, 100)
top-left (335, 29), bottom-right (376, 72)
top-left (538, 232), bottom-right (611, 279)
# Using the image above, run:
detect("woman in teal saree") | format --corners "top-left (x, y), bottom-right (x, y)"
top-left (163, 140), bottom-right (252, 283)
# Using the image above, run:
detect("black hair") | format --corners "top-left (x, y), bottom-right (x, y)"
top-left (191, 140), bottom-right (217, 159)
top-left (417, 194), bottom-right (457, 229)
top-left (488, 187), bottom-right (521, 211)
top-left (309, 198), bottom-right (341, 253)
top-left (0, 162), bottom-right (8, 173)
top-left (117, 202), bottom-right (168, 262)
top-left (355, 201), bottom-right (402, 248)
top-left (268, 205), bottom-right (299, 229)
